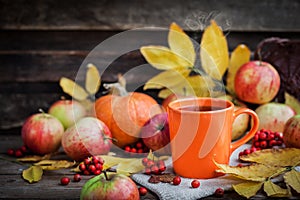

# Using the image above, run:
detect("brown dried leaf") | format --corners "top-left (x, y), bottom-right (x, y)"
top-left (148, 173), bottom-right (176, 184)
top-left (264, 180), bottom-right (291, 197)
top-left (22, 165), bottom-right (43, 183)
top-left (284, 169), bottom-right (300, 193)
top-left (34, 160), bottom-right (76, 170)
top-left (17, 154), bottom-right (52, 162)
top-left (215, 163), bottom-right (285, 182)
top-left (240, 148), bottom-right (300, 167)
top-left (232, 181), bottom-right (263, 199)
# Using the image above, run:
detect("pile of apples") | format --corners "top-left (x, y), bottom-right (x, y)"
top-left (21, 99), bottom-right (113, 160)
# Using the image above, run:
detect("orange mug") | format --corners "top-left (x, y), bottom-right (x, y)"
top-left (167, 97), bottom-right (259, 179)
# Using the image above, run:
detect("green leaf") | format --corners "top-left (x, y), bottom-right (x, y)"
top-left (284, 169), bottom-right (300, 193)
top-left (22, 166), bottom-right (43, 183)
top-left (233, 181), bottom-right (263, 199)
top-left (85, 63), bottom-right (101, 95)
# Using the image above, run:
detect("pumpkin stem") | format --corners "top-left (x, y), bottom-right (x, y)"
top-left (103, 82), bottom-right (128, 96)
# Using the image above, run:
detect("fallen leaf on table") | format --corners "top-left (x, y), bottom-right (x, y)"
top-left (284, 169), bottom-right (300, 193)
top-left (34, 160), bottom-right (76, 170)
top-left (215, 163), bottom-right (285, 182)
top-left (240, 148), bottom-right (300, 167)
top-left (232, 181), bottom-right (263, 199)
top-left (116, 158), bottom-right (145, 176)
top-left (17, 154), bottom-right (52, 162)
top-left (226, 44), bottom-right (251, 95)
top-left (263, 180), bottom-right (291, 197)
top-left (22, 165), bottom-right (43, 183)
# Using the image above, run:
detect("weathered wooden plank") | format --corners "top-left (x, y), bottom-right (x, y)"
top-left (0, 0), bottom-right (299, 31)
top-left (1, 30), bottom-right (299, 51)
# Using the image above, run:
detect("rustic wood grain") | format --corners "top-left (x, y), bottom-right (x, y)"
top-left (1, 0), bottom-right (299, 31)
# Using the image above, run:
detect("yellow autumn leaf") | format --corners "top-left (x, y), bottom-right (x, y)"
top-left (226, 44), bottom-right (251, 95)
top-left (168, 22), bottom-right (195, 66)
top-left (116, 158), bottom-right (144, 176)
top-left (22, 165), bottom-right (43, 183)
top-left (284, 169), bottom-right (300, 193)
top-left (143, 69), bottom-right (190, 90)
top-left (200, 20), bottom-right (229, 80)
top-left (240, 148), bottom-right (300, 167)
top-left (59, 77), bottom-right (89, 101)
top-left (140, 46), bottom-right (192, 70)
top-left (17, 154), bottom-right (52, 162)
top-left (215, 163), bottom-right (285, 182)
top-left (99, 155), bottom-right (128, 170)
top-left (285, 92), bottom-right (300, 114)
top-left (85, 63), bottom-right (101, 95)
top-left (34, 160), bottom-right (76, 170)
top-left (232, 181), bottom-right (263, 199)
top-left (264, 180), bottom-right (291, 197)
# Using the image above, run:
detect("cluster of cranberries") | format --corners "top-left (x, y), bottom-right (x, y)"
top-left (78, 156), bottom-right (104, 175)
top-left (142, 157), bottom-right (166, 175)
top-left (239, 129), bottom-right (284, 158)
top-left (7, 145), bottom-right (29, 158)
top-left (124, 140), bottom-right (149, 155)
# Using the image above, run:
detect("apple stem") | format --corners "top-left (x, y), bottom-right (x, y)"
top-left (104, 136), bottom-right (118, 142)
top-left (38, 108), bottom-right (45, 114)
top-left (257, 48), bottom-right (262, 66)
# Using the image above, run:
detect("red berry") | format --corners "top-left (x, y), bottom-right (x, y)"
top-left (98, 157), bottom-right (105, 165)
top-left (267, 133), bottom-right (275, 140)
top-left (60, 177), bottom-right (70, 185)
top-left (159, 164), bottom-right (166, 172)
top-left (79, 163), bottom-right (86, 171)
top-left (92, 156), bottom-right (99, 164)
top-left (259, 132), bottom-right (267, 140)
top-left (94, 170), bottom-right (101, 175)
top-left (260, 141), bottom-right (268, 148)
top-left (136, 142), bottom-right (143, 149)
top-left (84, 158), bottom-right (91, 166)
top-left (95, 163), bottom-right (103, 170)
top-left (137, 149), bottom-right (144, 154)
top-left (191, 180), bottom-right (200, 188)
top-left (142, 158), bottom-right (149, 166)
top-left (276, 140), bottom-right (283, 146)
top-left (130, 148), bottom-right (137, 153)
top-left (214, 187), bottom-right (224, 197)
top-left (237, 163), bottom-right (243, 167)
top-left (124, 146), bottom-right (131, 152)
top-left (144, 167), bottom-right (151, 175)
top-left (238, 151), bottom-right (244, 157)
top-left (253, 134), bottom-right (259, 141)
top-left (83, 170), bottom-right (90, 175)
top-left (20, 146), bottom-right (28, 153)
top-left (88, 165), bottom-right (96, 173)
top-left (250, 147), bottom-right (257, 153)
top-left (172, 176), bottom-right (181, 185)
top-left (243, 149), bottom-right (251, 155)
top-left (139, 187), bottom-right (148, 196)
top-left (253, 141), bottom-right (260, 147)
top-left (151, 165), bottom-right (159, 175)
top-left (146, 160), bottom-right (155, 168)
top-left (14, 149), bottom-right (23, 157)
top-left (73, 174), bottom-right (81, 182)
top-left (7, 148), bottom-right (14, 156)
top-left (269, 139), bottom-right (277, 147)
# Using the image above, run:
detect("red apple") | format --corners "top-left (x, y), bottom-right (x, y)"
top-left (21, 113), bottom-right (64, 155)
top-left (140, 113), bottom-right (171, 155)
top-left (255, 102), bottom-right (296, 132)
top-left (283, 115), bottom-right (300, 148)
top-left (61, 117), bottom-right (112, 161)
top-left (48, 99), bottom-right (86, 129)
top-left (80, 172), bottom-right (139, 200)
top-left (234, 61), bottom-right (280, 104)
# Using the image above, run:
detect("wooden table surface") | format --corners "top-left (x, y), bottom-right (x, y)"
top-left (0, 133), bottom-right (299, 200)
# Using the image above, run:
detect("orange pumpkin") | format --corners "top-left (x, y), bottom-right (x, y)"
top-left (95, 89), bottom-right (162, 148)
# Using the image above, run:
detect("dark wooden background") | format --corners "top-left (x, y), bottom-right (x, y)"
top-left (1, 0), bottom-right (300, 131)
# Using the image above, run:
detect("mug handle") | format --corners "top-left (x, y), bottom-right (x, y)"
top-left (230, 108), bottom-right (259, 153)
